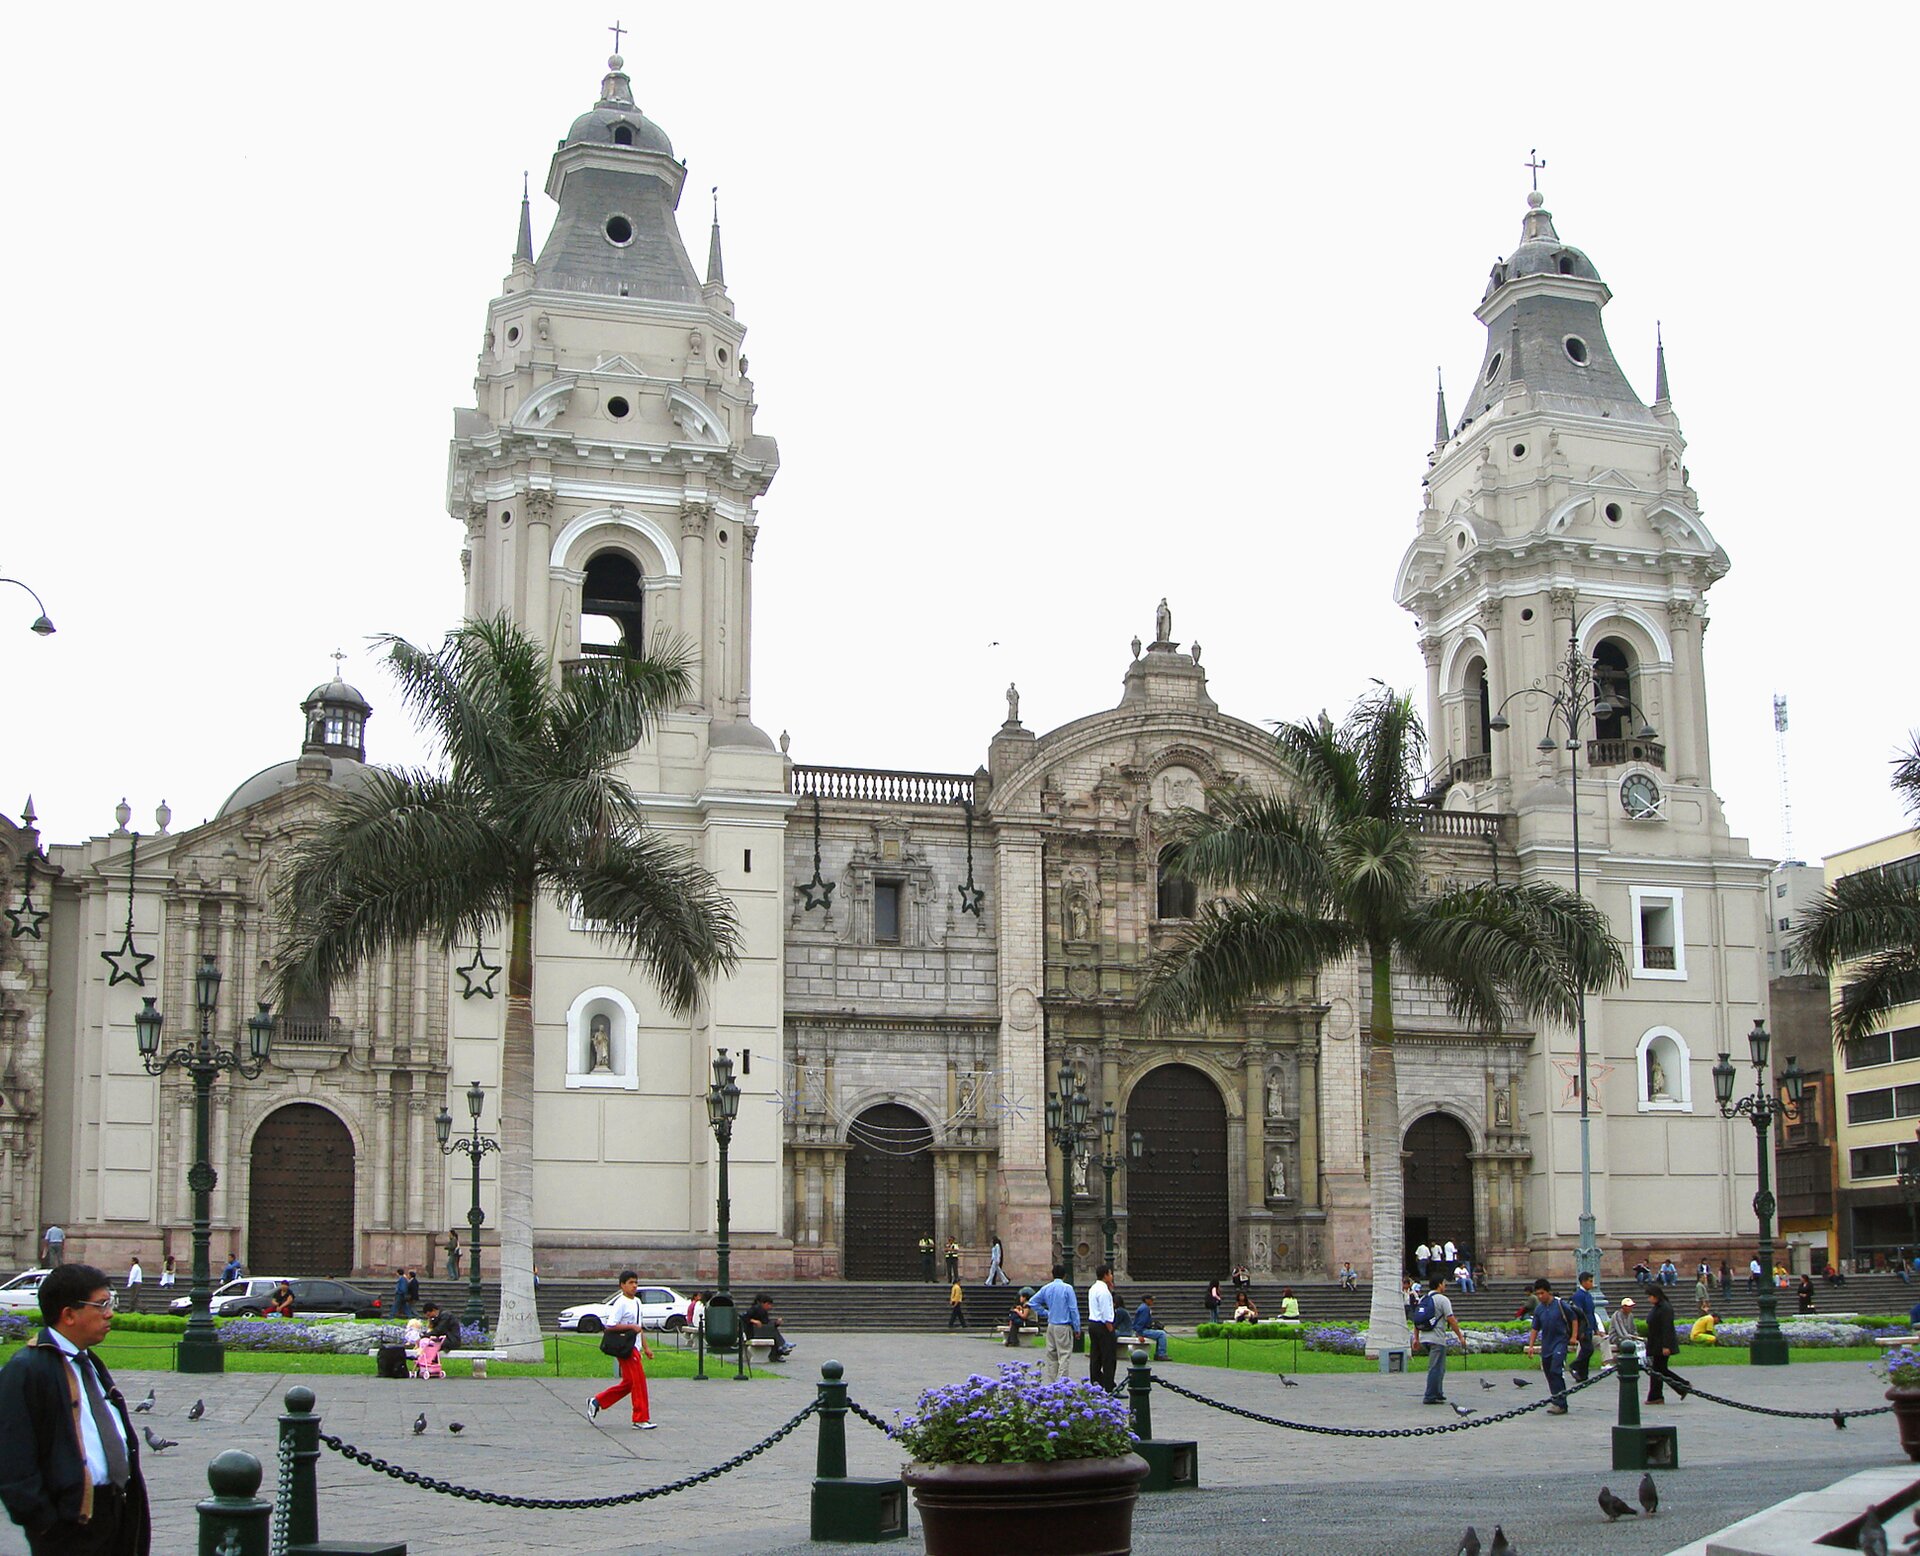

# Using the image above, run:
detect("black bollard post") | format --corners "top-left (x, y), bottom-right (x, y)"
top-left (1127, 1344), bottom-right (1153, 1441)
top-left (280, 1386), bottom-right (320, 1550)
top-left (197, 1449), bottom-right (271, 1556)
top-left (1610, 1339), bottom-right (1680, 1471)
top-left (809, 1361), bottom-right (907, 1544)
top-left (1128, 1343), bottom-right (1200, 1492)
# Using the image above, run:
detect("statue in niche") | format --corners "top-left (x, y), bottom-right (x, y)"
top-left (1072, 1148), bottom-right (1090, 1197)
top-left (587, 1013), bottom-right (613, 1073)
top-left (1155, 598), bottom-right (1173, 643)
top-left (1269, 1156), bottom-right (1288, 1199)
top-left (1267, 1072), bottom-right (1285, 1119)
top-left (1005, 683), bottom-right (1020, 724)
top-left (1065, 892), bottom-right (1092, 943)
top-left (1648, 1054), bottom-right (1668, 1099)
top-left (802, 1064), bottom-right (827, 1114)
top-left (1493, 1086), bottom-right (1513, 1128)
top-left (956, 1073), bottom-right (978, 1118)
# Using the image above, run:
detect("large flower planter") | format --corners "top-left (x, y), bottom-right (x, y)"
top-left (903, 1454), bottom-right (1151, 1556)
top-left (1887, 1388), bottom-right (1920, 1461)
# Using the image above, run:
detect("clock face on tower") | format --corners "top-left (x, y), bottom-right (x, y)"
top-left (1620, 773), bottom-right (1663, 819)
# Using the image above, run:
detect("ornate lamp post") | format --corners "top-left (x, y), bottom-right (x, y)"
top-left (705, 1048), bottom-right (747, 1380)
top-left (1712, 1020), bottom-right (1804, 1366)
top-left (1897, 1126), bottom-right (1920, 1268)
top-left (1093, 1102), bottom-right (1129, 1277)
top-left (1044, 1060), bottom-right (1090, 1275)
top-left (1490, 625), bottom-right (1658, 1279)
top-left (435, 1080), bottom-right (500, 1332)
top-left (0, 575), bottom-right (55, 636)
top-left (135, 953), bottom-right (274, 1374)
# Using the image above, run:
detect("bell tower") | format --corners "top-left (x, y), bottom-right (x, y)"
top-left (1395, 185), bottom-right (1767, 1275)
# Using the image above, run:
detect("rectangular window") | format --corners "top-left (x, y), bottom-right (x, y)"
top-left (1778, 917), bottom-right (1791, 932)
top-left (874, 880), bottom-right (902, 943)
top-left (1848, 1033), bottom-right (1894, 1069)
top-left (1852, 1145), bottom-right (1899, 1180)
top-left (1850, 1087), bottom-right (1896, 1125)
top-left (1898, 1027), bottom-right (1920, 1062)
top-left (1776, 883), bottom-right (1789, 898)
top-left (1631, 887), bottom-right (1685, 979)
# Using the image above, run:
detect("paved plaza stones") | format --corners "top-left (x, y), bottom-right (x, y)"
top-left (0, 1334), bottom-right (1904, 1556)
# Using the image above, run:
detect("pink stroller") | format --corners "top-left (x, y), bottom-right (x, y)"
top-left (414, 1336), bottom-right (446, 1380)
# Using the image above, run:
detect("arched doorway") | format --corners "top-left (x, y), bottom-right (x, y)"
top-left (1402, 1112), bottom-right (1474, 1271)
top-left (1126, 1064), bottom-right (1229, 1281)
top-left (842, 1104), bottom-right (935, 1280)
top-left (249, 1104), bottom-right (355, 1274)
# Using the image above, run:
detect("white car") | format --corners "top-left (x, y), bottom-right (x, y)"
top-left (558, 1285), bottom-right (689, 1333)
top-left (0, 1270), bottom-right (51, 1313)
top-left (168, 1277), bottom-right (294, 1317)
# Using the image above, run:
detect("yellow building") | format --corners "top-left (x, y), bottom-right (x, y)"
top-left (1826, 826), bottom-right (1920, 1269)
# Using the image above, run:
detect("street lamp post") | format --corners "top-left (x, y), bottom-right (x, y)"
top-left (1897, 1127), bottom-right (1920, 1267)
top-left (1044, 1060), bottom-right (1090, 1276)
top-left (0, 576), bottom-right (55, 636)
top-left (705, 1048), bottom-right (746, 1381)
top-left (1490, 626), bottom-right (1658, 1280)
top-left (135, 953), bottom-right (274, 1374)
top-left (436, 1081), bottom-right (500, 1332)
top-left (1093, 1102), bottom-right (1129, 1277)
top-left (1712, 1020), bottom-right (1804, 1366)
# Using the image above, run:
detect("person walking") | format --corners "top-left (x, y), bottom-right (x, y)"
top-left (1132, 1296), bottom-right (1169, 1361)
top-left (39, 1227), bottom-right (64, 1269)
top-left (1087, 1264), bottom-right (1117, 1391)
top-left (121, 1259), bottom-right (141, 1316)
top-left (1694, 1269), bottom-right (1711, 1314)
top-left (1643, 1285), bottom-right (1690, 1403)
top-left (1568, 1270), bottom-right (1599, 1383)
top-left (917, 1235), bottom-right (936, 1283)
top-left (944, 1238), bottom-right (960, 1285)
top-left (404, 1269), bottom-right (421, 1314)
top-left (0, 1262), bottom-right (152, 1554)
top-left (1414, 1274), bottom-right (1465, 1405)
top-left (1796, 1273), bottom-right (1817, 1314)
top-left (986, 1237), bottom-right (1008, 1286)
top-left (156, 1258), bottom-right (174, 1293)
top-left (585, 1271), bottom-right (656, 1429)
top-left (1205, 1278), bottom-right (1223, 1324)
top-left (392, 1269), bottom-right (412, 1320)
top-left (1028, 1265), bottom-right (1081, 1384)
top-left (947, 1280), bottom-right (967, 1330)
top-left (1719, 1260), bottom-right (1732, 1297)
top-left (1524, 1278), bottom-right (1579, 1414)
top-left (1747, 1256), bottom-right (1761, 1292)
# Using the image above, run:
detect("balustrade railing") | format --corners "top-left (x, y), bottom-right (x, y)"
top-left (1448, 753), bottom-right (1491, 784)
top-left (790, 765), bottom-right (975, 806)
top-left (277, 1016), bottom-right (345, 1045)
top-left (1642, 945), bottom-right (1677, 971)
top-left (1587, 738), bottom-right (1666, 770)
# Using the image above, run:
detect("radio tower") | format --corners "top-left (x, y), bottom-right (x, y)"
top-left (1773, 695), bottom-right (1796, 863)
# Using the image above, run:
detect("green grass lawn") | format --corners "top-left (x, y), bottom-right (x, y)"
top-left (0, 1333), bottom-right (774, 1381)
top-left (1158, 1335), bottom-right (1886, 1374)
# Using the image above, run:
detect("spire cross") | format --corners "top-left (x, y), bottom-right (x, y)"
top-left (609, 19), bottom-right (625, 53)
top-left (330, 647), bottom-right (346, 677)
top-left (1526, 149), bottom-right (1546, 192)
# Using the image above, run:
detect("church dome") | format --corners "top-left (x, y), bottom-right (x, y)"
top-left (217, 755), bottom-right (372, 819)
top-left (561, 56), bottom-right (675, 158)
top-left (217, 668), bottom-right (377, 817)
top-left (1480, 192), bottom-right (1602, 303)
top-left (303, 677), bottom-right (371, 712)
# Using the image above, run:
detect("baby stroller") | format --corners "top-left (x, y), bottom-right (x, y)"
top-left (414, 1336), bottom-right (446, 1380)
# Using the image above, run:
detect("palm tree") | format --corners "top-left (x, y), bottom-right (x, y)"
top-left (1796, 734), bottom-right (1920, 1045)
top-left (273, 617), bottom-right (740, 1357)
top-left (1142, 688), bottom-right (1623, 1352)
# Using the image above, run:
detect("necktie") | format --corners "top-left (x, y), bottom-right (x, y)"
top-left (78, 1354), bottom-right (130, 1488)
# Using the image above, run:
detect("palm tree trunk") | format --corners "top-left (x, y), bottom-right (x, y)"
top-left (492, 890), bottom-right (541, 1359)
top-left (1364, 948), bottom-right (1411, 1357)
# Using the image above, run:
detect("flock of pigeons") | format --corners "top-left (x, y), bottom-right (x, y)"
top-left (128, 1390), bottom-right (469, 1454)
top-left (1453, 1472), bottom-right (1659, 1553)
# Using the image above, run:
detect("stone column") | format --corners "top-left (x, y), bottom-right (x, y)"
top-left (405, 1098), bottom-right (428, 1230)
top-left (523, 490), bottom-right (553, 651)
top-left (1297, 1041), bottom-right (1322, 1209)
top-left (1666, 600), bottom-right (1705, 786)
top-left (1477, 600), bottom-right (1508, 784)
top-left (679, 502), bottom-right (709, 709)
top-left (1418, 634), bottom-right (1444, 754)
top-left (1244, 1043), bottom-right (1267, 1211)
top-left (738, 524), bottom-right (758, 721)
top-left (993, 825), bottom-right (1052, 1274)
top-left (370, 1074), bottom-right (393, 1230)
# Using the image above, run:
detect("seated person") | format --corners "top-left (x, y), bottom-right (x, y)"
top-left (744, 1293), bottom-right (793, 1361)
top-left (1823, 1263), bottom-right (1846, 1287)
top-left (262, 1281), bottom-right (295, 1318)
top-left (1278, 1287), bottom-right (1301, 1321)
top-left (1632, 1261), bottom-right (1653, 1286)
top-left (1231, 1299), bottom-right (1259, 1323)
top-left (421, 1300), bottom-right (461, 1352)
top-left (1005, 1298), bottom-right (1034, 1348)
top-left (1132, 1295), bottom-right (1169, 1361)
top-left (1338, 1263), bottom-right (1358, 1291)
top-left (1688, 1311), bottom-right (1719, 1344)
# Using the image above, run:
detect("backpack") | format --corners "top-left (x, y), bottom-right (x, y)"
top-left (1414, 1293), bottom-right (1438, 1332)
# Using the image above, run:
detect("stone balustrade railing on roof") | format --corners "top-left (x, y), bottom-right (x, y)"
top-left (789, 764), bottom-right (975, 806)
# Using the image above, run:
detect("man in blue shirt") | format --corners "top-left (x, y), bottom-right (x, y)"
top-left (1028, 1265), bottom-right (1081, 1383)
top-left (1568, 1271), bottom-right (1599, 1383)
top-left (1132, 1296), bottom-right (1169, 1361)
top-left (1524, 1277), bottom-right (1579, 1413)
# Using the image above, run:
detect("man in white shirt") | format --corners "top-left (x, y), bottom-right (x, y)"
top-left (1443, 1239), bottom-right (1457, 1266)
top-left (584, 1271), bottom-right (656, 1430)
top-left (123, 1258), bottom-right (143, 1315)
top-left (1086, 1264), bottom-right (1117, 1391)
top-left (1413, 1242), bottom-right (1430, 1279)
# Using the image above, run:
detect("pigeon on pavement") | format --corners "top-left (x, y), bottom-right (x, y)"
top-left (1834, 1410), bottom-right (1849, 1430)
top-left (1637, 1473), bottom-right (1658, 1517)
top-left (142, 1426), bottom-right (178, 1453)
top-left (1457, 1527), bottom-right (1481, 1556)
top-left (1277, 1374), bottom-right (1298, 1387)
top-left (448, 1423), bottom-right (465, 1434)
top-left (1598, 1487), bottom-right (1638, 1522)
top-left (412, 1413), bottom-right (427, 1436)
top-left (1512, 1377), bottom-right (1530, 1388)
top-left (1479, 1378), bottom-right (1496, 1391)
top-left (1488, 1526), bottom-right (1515, 1556)
top-left (1451, 1403), bottom-right (1476, 1417)
top-left (133, 1389), bottom-right (155, 1414)
top-left (187, 1399), bottom-right (205, 1421)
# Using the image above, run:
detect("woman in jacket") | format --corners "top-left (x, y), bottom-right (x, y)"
top-left (1643, 1286), bottom-right (1691, 1402)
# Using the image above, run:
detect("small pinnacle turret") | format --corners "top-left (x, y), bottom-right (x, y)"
top-left (514, 171), bottom-right (533, 265)
top-left (707, 186), bottom-right (725, 287)
top-left (1434, 368), bottom-right (1449, 447)
top-left (1654, 321), bottom-right (1671, 404)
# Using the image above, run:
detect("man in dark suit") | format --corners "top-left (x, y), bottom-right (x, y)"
top-left (0, 1263), bottom-right (150, 1553)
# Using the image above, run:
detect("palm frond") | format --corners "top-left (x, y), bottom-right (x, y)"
top-left (1272, 709), bottom-right (1363, 817)
top-left (1160, 789), bottom-right (1335, 901)
top-left (550, 635), bottom-right (696, 771)
top-left (1141, 899), bottom-right (1359, 1029)
top-left (1399, 882), bottom-right (1624, 1031)
top-left (1327, 816), bottom-right (1422, 940)
top-left (1345, 686), bottom-right (1425, 821)
top-left (1830, 951), bottom-right (1920, 1047)
top-left (1895, 733), bottom-right (1920, 823)
top-left (551, 832), bottom-right (742, 1012)
top-left (1794, 870), bottom-right (1920, 977)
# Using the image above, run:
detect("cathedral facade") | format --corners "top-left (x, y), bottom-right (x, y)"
top-left (1, 55), bottom-right (1764, 1285)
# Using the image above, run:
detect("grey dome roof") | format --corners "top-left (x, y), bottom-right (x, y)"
top-left (565, 105), bottom-right (674, 158)
top-left (303, 677), bottom-right (371, 710)
top-left (1480, 193), bottom-right (1603, 304)
top-left (218, 755), bottom-right (373, 819)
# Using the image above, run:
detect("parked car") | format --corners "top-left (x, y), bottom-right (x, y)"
top-left (558, 1285), bottom-right (688, 1333)
top-left (0, 1269), bottom-right (51, 1313)
top-left (168, 1277), bottom-right (384, 1319)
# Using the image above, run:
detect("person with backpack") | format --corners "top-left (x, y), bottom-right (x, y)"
top-left (1523, 1277), bottom-right (1580, 1414)
top-left (1414, 1274), bottom-right (1466, 1404)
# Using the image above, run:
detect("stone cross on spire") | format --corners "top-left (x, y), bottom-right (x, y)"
top-left (608, 19), bottom-right (625, 54)
top-left (1526, 149), bottom-right (1546, 192)
top-left (330, 648), bottom-right (347, 677)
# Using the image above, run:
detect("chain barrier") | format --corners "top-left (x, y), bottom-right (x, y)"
top-left (844, 1398), bottom-right (900, 1439)
top-left (1673, 1380), bottom-right (1892, 1423)
top-left (314, 1400), bottom-right (819, 1510)
top-left (270, 1429), bottom-right (293, 1556)
top-left (1146, 1366), bottom-right (1618, 1437)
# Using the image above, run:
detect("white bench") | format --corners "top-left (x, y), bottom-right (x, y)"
top-left (406, 1347), bottom-right (512, 1377)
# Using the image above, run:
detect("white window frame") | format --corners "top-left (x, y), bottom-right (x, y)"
top-left (1630, 885), bottom-right (1687, 981)
top-left (564, 985), bottom-right (641, 1091)
top-left (1634, 1026), bottom-right (1693, 1113)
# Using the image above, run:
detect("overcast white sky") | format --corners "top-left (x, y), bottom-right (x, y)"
top-left (2, 3), bottom-right (1912, 868)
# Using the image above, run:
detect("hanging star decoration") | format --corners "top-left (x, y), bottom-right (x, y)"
top-left (795, 793), bottom-right (835, 911)
top-left (6, 855), bottom-right (49, 939)
top-left (955, 798), bottom-right (985, 916)
top-left (991, 1064), bottom-right (1032, 1125)
top-left (100, 833), bottom-right (153, 987)
top-left (456, 939), bottom-right (501, 999)
top-left (1553, 1058), bottom-right (1615, 1105)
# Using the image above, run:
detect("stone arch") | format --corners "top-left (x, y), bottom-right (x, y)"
top-left (1635, 1025), bottom-right (1693, 1112)
top-left (549, 507), bottom-right (682, 580)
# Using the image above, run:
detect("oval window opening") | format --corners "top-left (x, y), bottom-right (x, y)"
top-left (1483, 351), bottom-right (1503, 385)
top-left (506, 325), bottom-right (521, 344)
top-left (1565, 336), bottom-right (1590, 364)
top-left (605, 214), bottom-right (634, 246)
top-left (607, 396), bottom-right (630, 419)
top-left (1605, 502), bottom-right (1623, 524)
top-left (1511, 443), bottom-right (1527, 459)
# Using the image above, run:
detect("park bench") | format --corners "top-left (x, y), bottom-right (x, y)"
top-left (402, 1346), bottom-right (512, 1377)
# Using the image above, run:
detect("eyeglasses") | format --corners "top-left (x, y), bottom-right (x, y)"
top-left (73, 1297), bottom-right (115, 1313)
